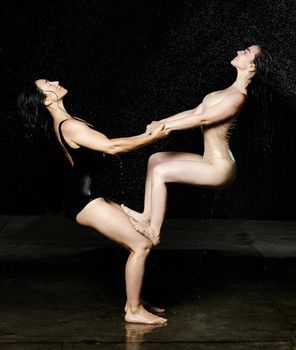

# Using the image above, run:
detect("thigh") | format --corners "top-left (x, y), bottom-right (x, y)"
top-left (154, 159), bottom-right (235, 188)
top-left (76, 198), bottom-right (151, 250)
top-left (150, 151), bottom-right (204, 166)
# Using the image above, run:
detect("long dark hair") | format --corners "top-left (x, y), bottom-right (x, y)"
top-left (246, 45), bottom-right (274, 150)
top-left (17, 82), bottom-right (52, 140)
top-left (247, 45), bottom-right (273, 109)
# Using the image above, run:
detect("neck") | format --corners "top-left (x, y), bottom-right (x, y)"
top-left (47, 100), bottom-right (72, 123)
top-left (231, 70), bottom-right (254, 95)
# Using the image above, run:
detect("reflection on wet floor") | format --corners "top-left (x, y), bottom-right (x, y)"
top-left (125, 323), bottom-right (167, 349)
top-left (0, 216), bottom-right (295, 349)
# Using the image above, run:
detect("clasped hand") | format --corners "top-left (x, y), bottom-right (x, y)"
top-left (145, 121), bottom-right (169, 137)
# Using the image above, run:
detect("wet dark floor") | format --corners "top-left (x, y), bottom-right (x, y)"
top-left (0, 215), bottom-right (295, 349)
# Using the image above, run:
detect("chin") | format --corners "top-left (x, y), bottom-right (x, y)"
top-left (230, 59), bottom-right (236, 67)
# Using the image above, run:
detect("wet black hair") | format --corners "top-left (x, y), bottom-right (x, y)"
top-left (17, 82), bottom-right (52, 140)
top-left (248, 45), bottom-right (273, 109)
top-left (246, 45), bottom-right (274, 150)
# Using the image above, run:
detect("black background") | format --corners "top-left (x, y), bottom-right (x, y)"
top-left (1, 0), bottom-right (296, 219)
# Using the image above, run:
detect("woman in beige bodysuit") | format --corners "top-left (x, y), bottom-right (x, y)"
top-left (122, 44), bottom-right (267, 245)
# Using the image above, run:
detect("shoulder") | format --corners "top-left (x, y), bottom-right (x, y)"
top-left (221, 91), bottom-right (246, 112)
top-left (61, 118), bottom-right (91, 136)
top-left (227, 91), bottom-right (246, 104)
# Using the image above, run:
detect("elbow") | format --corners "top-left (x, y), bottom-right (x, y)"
top-left (106, 148), bottom-right (117, 155)
top-left (201, 119), bottom-right (209, 126)
top-left (105, 142), bottom-right (126, 155)
top-left (105, 147), bottom-right (121, 155)
top-left (111, 148), bottom-right (125, 156)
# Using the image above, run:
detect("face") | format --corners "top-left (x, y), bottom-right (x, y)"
top-left (231, 45), bottom-right (261, 71)
top-left (35, 79), bottom-right (68, 103)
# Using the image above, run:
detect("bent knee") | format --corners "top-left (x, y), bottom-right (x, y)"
top-left (132, 240), bottom-right (152, 256)
top-left (151, 163), bottom-right (169, 183)
top-left (148, 152), bottom-right (167, 168)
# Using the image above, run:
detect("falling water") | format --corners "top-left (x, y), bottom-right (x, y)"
top-left (210, 190), bottom-right (221, 224)
top-left (117, 156), bottom-right (125, 198)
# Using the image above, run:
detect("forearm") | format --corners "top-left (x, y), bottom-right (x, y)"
top-left (159, 109), bottom-right (195, 123)
top-left (65, 119), bottom-right (165, 155)
top-left (164, 114), bottom-right (204, 131)
top-left (110, 133), bottom-right (156, 154)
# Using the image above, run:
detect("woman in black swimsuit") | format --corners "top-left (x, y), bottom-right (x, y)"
top-left (17, 79), bottom-right (169, 325)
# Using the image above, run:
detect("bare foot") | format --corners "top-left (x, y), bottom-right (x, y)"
top-left (125, 300), bottom-right (165, 314)
top-left (125, 305), bottom-right (167, 325)
top-left (143, 301), bottom-right (165, 314)
top-left (143, 302), bottom-right (165, 314)
top-left (125, 301), bottom-right (165, 314)
top-left (121, 204), bottom-right (149, 224)
top-left (131, 218), bottom-right (160, 246)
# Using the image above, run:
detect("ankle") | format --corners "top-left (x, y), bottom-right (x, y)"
top-left (125, 302), bottom-right (142, 314)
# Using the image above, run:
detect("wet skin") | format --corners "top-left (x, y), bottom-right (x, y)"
top-left (122, 45), bottom-right (261, 245)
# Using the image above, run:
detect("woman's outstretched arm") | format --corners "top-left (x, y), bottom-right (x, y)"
top-left (61, 119), bottom-right (169, 155)
top-left (150, 104), bottom-right (202, 124)
top-left (163, 93), bottom-right (245, 131)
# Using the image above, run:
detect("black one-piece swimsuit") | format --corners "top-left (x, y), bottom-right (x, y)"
top-left (58, 119), bottom-right (123, 221)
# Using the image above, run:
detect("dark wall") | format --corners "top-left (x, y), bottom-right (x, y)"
top-left (1, 0), bottom-right (296, 219)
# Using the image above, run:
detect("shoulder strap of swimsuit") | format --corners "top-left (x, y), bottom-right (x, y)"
top-left (58, 117), bottom-right (94, 152)
top-left (58, 119), bottom-right (73, 153)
